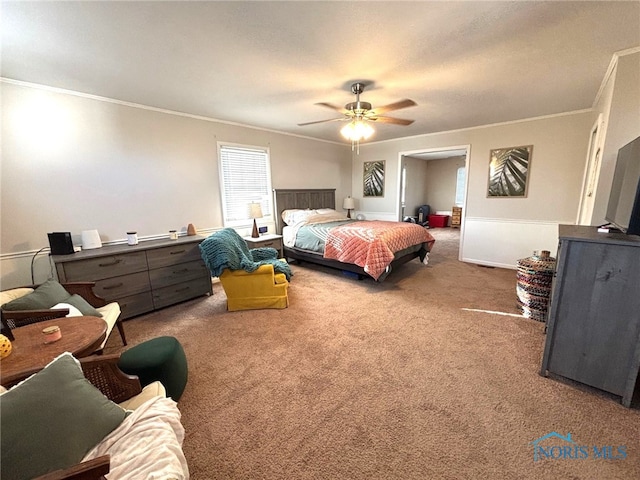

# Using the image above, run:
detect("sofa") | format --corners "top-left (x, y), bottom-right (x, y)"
top-left (0, 352), bottom-right (188, 480)
top-left (0, 280), bottom-right (126, 351)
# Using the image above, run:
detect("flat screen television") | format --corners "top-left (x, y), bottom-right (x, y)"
top-left (605, 135), bottom-right (640, 235)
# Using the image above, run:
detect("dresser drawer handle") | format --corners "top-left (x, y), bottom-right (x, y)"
top-left (103, 282), bottom-right (124, 290)
top-left (99, 259), bottom-right (122, 267)
top-left (263, 242), bottom-right (274, 247)
top-left (170, 250), bottom-right (186, 255)
top-left (176, 286), bottom-right (190, 292)
top-left (173, 268), bottom-right (189, 274)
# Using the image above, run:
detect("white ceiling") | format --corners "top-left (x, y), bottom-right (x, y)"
top-left (2, 1), bottom-right (639, 144)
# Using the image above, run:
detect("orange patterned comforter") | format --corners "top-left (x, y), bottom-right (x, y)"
top-left (323, 221), bottom-right (435, 280)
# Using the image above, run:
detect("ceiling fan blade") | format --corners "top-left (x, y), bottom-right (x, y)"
top-left (297, 118), bottom-right (344, 126)
top-left (368, 116), bottom-right (415, 126)
top-left (368, 99), bottom-right (417, 116)
top-left (315, 102), bottom-right (350, 115)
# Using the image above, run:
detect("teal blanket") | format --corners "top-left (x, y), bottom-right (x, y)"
top-left (199, 228), bottom-right (292, 281)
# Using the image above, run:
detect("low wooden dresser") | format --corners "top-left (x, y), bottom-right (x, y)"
top-left (52, 236), bottom-right (212, 319)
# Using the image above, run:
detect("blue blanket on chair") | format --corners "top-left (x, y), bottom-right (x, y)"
top-left (199, 228), bottom-right (292, 281)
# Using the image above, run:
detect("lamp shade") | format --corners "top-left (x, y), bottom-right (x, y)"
top-left (343, 197), bottom-right (356, 210)
top-left (249, 203), bottom-right (263, 219)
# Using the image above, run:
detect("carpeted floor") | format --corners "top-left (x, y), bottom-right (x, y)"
top-left (104, 228), bottom-right (640, 479)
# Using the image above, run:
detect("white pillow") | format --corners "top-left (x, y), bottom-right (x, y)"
top-left (306, 211), bottom-right (349, 224)
top-left (51, 302), bottom-right (83, 317)
top-left (316, 208), bottom-right (337, 215)
top-left (281, 209), bottom-right (317, 225)
top-left (281, 209), bottom-right (299, 224)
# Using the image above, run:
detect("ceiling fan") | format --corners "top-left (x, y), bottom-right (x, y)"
top-left (298, 82), bottom-right (417, 128)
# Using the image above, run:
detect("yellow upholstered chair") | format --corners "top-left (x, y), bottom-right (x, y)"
top-left (199, 228), bottom-right (291, 311)
top-left (219, 264), bottom-right (289, 311)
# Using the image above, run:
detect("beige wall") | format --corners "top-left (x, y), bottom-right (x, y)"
top-left (352, 112), bottom-right (593, 266)
top-left (354, 113), bottom-right (593, 222)
top-left (3, 51), bottom-right (637, 284)
top-left (401, 155), bottom-right (428, 218)
top-left (0, 81), bottom-right (351, 287)
top-left (424, 157), bottom-right (465, 214)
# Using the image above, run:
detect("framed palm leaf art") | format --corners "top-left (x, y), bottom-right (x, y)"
top-left (363, 160), bottom-right (385, 197)
top-left (487, 145), bottom-right (533, 197)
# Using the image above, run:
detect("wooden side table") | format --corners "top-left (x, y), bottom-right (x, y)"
top-left (0, 316), bottom-right (107, 387)
top-left (244, 234), bottom-right (284, 258)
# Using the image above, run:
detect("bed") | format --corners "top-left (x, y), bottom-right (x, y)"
top-left (274, 188), bottom-right (435, 281)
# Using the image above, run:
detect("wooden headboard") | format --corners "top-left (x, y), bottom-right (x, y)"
top-left (273, 189), bottom-right (336, 233)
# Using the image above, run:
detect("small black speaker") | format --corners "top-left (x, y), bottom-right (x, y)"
top-left (48, 232), bottom-right (74, 255)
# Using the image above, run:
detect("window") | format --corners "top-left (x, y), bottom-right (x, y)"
top-left (455, 166), bottom-right (466, 206)
top-left (218, 143), bottom-right (273, 227)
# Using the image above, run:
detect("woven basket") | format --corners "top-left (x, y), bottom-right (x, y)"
top-left (516, 250), bottom-right (556, 322)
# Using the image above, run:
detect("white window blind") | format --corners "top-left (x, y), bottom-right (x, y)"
top-left (219, 144), bottom-right (273, 226)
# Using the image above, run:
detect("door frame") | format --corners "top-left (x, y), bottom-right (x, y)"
top-left (396, 145), bottom-right (471, 260)
top-left (576, 114), bottom-right (604, 225)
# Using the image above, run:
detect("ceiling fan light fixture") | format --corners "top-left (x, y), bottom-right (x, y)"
top-left (299, 81), bottom-right (415, 154)
top-left (340, 119), bottom-right (374, 141)
top-left (341, 118), bottom-right (374, 154)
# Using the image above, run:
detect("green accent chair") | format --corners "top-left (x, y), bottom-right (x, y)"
top-left (117, 336), bottom-right (188, 401)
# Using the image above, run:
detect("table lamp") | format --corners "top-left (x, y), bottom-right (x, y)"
top-left (249, 202), bottom-right (263, 238)
top-left (343, 196), bottom-right (356, 218)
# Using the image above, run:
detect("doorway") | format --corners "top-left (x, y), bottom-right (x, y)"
top-left (577, 114), bottom-right (604, 225)
top-left (397, 146), bottom-right (470, 260)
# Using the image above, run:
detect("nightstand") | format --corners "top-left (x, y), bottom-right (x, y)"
top-left (244, 234), bottom-right (284, 258)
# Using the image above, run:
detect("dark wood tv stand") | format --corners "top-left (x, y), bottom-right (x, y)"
top-left (540, 225), bottom-right (640, 407)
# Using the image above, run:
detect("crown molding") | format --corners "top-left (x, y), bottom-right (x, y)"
top-left (592, 46), bottom-right (640, 108)
top-left (0, 77), bottom-right (345, 147)
top-left (362, 108), bottom-right (593, 147)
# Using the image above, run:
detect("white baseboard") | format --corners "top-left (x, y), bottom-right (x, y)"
top-left (459, 258), bottom-right (518, 270)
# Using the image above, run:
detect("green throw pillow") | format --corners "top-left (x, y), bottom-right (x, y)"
top-left (0, 352), bottom-right (127, 480)
top-left (64, 294), bottom-right (103, 318)
top-left (1, 280), bottom-right (70, 311)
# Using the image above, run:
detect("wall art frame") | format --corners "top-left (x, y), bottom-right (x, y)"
top-left (487, 145), bottom-right (533, 197)
top-left (363, 160), bottom-right (385, 197)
